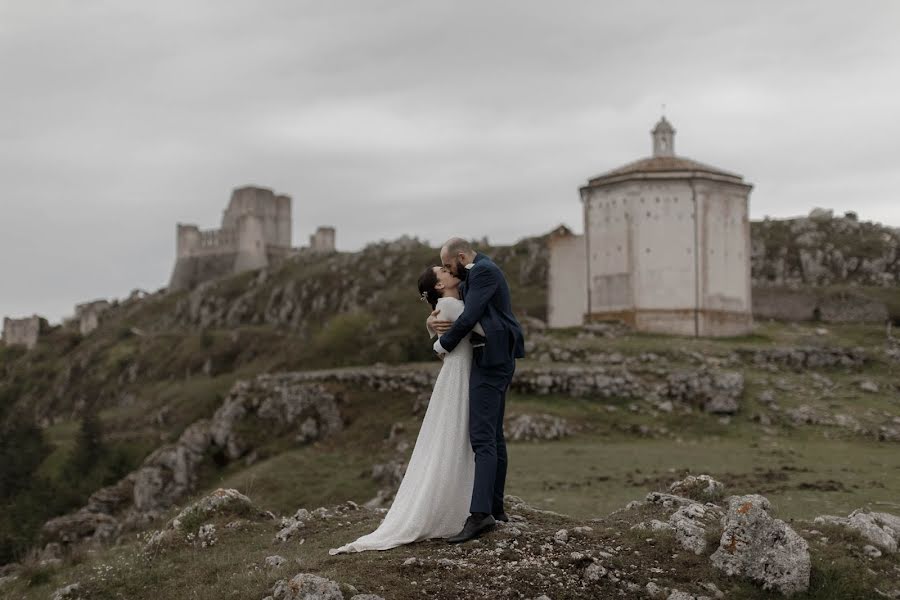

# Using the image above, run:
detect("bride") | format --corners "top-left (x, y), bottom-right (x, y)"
top-left (329, 265), bottom-right (484, 554)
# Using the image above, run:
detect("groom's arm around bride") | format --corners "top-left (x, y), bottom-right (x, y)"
top-left (433, 253), bottom-right (525, 367)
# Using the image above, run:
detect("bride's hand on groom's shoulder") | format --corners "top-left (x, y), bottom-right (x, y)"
top-left (428, 309), bottom-right (452, 334)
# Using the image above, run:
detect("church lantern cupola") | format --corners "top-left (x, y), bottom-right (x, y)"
top-left (652, 116), bottom-right (675, 157)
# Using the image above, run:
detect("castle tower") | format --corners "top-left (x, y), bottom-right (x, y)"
top-left (547, 117), bottom-right (753, 336)
top-left (168, 185), bottom-right (293, 292)
top-left (234, 213), bottom-right (268, 273)
top-left (309, 226), bottom-right (336, 252)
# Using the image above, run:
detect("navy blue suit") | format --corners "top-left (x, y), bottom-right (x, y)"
top-left (438, 253), bottom-right (525, 514)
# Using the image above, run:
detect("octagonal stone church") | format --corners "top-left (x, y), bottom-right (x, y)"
top-left (548, 117), bottom-right (753, 336)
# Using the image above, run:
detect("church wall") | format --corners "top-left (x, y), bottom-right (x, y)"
top-left (583, 186), bottom-right (633, 313)
top-left (695, 181), bottom-right (753, 335)
top-left (548, 232), bottom-right (587, 328)
top-left (630, 180), bottom-right (696, 311)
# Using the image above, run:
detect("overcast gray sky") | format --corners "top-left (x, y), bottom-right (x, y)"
top-left (2, 1), bottom-right (899, 325)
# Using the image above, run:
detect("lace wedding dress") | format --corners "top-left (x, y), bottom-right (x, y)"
top-left (329, 296), bottom-right (476, 554)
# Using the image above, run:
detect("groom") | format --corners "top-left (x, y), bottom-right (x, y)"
top-left (428, 237), bottom-right (526, 543)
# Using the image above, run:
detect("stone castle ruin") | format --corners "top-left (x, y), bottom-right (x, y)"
top-left (309, 226), bottom-right (336, 252)
top-left (73, 299), bottom-right (111, 335)
top-left (168, 185), bottom-right (336, 292)
top-left (549, 117), bottom-right (754, 336)
top-left (2, 315), bottom-right (48, 349)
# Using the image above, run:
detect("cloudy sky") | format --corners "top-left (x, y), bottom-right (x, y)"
top-left (2, 1), bottom-right (899, 325)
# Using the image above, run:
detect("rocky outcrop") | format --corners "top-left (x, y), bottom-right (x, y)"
top-left (634, 476), bottom-right (727, 556)
top-left (143, 488), bottom-right (268, 554)
top-left (710, 495), bottom-right (810, 596)
top-left (814, 509), bottom-right (900, 553)
top-left (209, 377), bottom-right (342, 461)
top-left (751, 210), bottom-right (900, 288)
top-left (41, 511), bottom-right (120, 548)
top-left (38, 377), bottom-right (342, 554)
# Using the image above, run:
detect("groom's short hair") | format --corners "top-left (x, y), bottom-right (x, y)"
top-left (444, 237), bottom-right (474, 257)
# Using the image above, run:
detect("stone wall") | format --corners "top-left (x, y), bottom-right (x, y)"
top-left (547, 226), bottom-right (586, 328)
top-left (752, 286), bottom-right (889, 323)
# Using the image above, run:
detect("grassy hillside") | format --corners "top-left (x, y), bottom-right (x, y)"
top-left (0, 236), bottom-right (548, 564)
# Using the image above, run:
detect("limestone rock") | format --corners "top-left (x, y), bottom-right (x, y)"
top-left (172, 488), bottom-right (253, 530)
top-left (668, 475), bottom-right (725, 502)
top-left (276, 508), bottom-right (312, 543)
top-left (859, 379), bottom-right (879, 393)
top-left (85, 475), bottom-right (135, 514)
top-left (664, 369), bottom-right (744, 414)
top-left (272, 573), bottom-right (344, 600)
top-left (710, 494), bottom-right (810, 596)
top-left (814, 509), bottom-right (900, 553)
top-left (265, 555), bottom-right (287, 568)
top-left (506, 414), bottom-right (575, 441)
top-left (42, 510), bottom-right (120, 547)
top-left (670, 503), bottom-right (723, 555)
top-left (583, 562), bottom-right (606, 580)
top-left (51, 583), bottom-right (82, 600)
top-left (210, 379), bottom-right (342, 461)
top-left (133, 419), bottom-right (212, 514)
top-left (645, 492), bottom-right (696, 509)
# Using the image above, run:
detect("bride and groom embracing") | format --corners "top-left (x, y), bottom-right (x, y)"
top-left (329, 237), bottom-right (526, 555)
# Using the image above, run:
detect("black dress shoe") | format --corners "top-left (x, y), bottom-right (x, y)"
top-left (447, 513), bottom-right (496, 544)
top-left (493, 512), bottom-right (509, 522)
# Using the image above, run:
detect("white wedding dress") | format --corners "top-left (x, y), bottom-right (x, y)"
top-left (329, 296), bottom-right (477, 554)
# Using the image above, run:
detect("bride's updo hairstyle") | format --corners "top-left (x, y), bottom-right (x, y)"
top-left (417, 266), bottom-right (441, 310)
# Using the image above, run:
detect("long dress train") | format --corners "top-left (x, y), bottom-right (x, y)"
top-left (329, 297), bottom-right (475, 554)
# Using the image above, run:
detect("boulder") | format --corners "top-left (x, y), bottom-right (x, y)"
top-left (670, 503), bottom-right (723, 555)
top-left (51, 583), bottom-right (82, 600)
top-left (506, 414), bottom-right (575, 441)
top-left (172, 488), bottom-right (254, 530)
top-left (710, 495), bottom-right (810, 596)
top-left (814, 509), bottom-right (900, 553)
top-left (42, 510), bottom-right (120, 546)
top-left (272, 573), bottom-right (344, 600)
top-left (668, 475), bottom-right (725, 502)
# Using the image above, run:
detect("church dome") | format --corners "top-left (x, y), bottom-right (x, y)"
top-left (585, 118), bottom-right (747, 187)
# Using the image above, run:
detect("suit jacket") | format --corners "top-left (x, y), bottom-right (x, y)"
top-left (438, 253), bottom-right (526, 368)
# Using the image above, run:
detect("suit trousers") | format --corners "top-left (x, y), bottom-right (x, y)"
top-left (468, 351), bottom-right (515, 515)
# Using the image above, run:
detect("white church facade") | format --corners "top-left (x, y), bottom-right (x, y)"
top-left (548, 118), bottom-right (754, 337)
